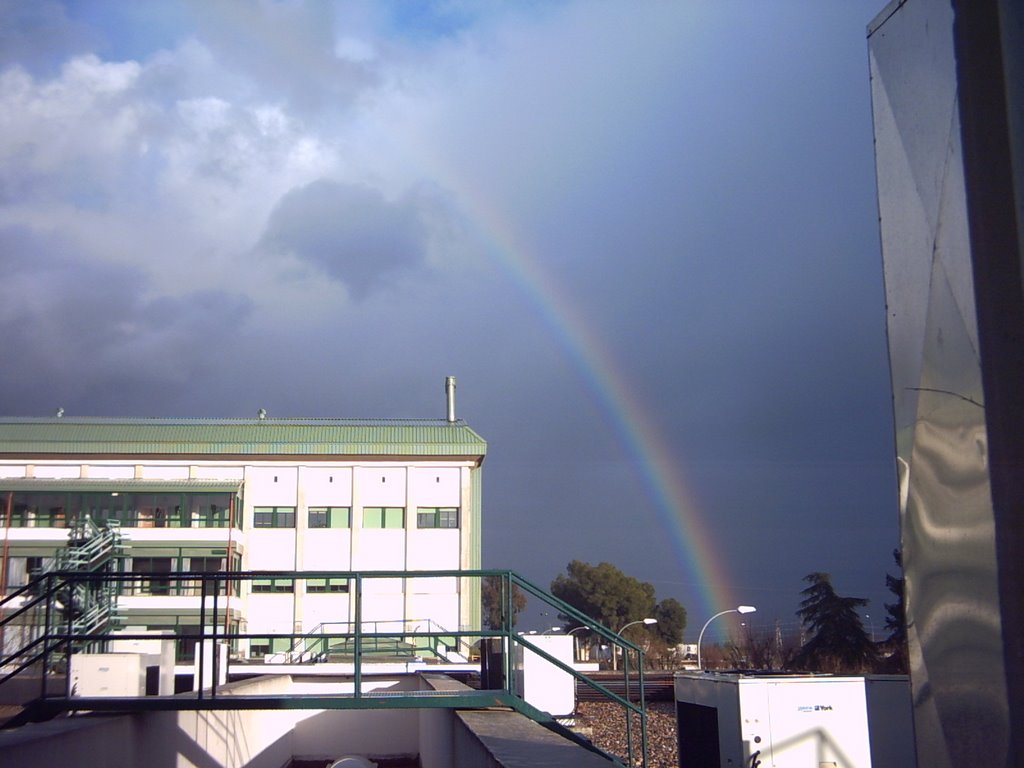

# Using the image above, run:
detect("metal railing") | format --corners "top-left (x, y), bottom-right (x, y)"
top-left (0, 569), bottom-right (648, 767)
top-left (1, 509), bottom-right (235, 530)
top-left (264, 618), bottom-right (461, 664)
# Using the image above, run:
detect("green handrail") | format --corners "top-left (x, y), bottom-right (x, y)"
top-left (0, 569), bottom-right (648, 766)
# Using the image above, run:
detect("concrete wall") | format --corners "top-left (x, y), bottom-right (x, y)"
top-left (0, 675), bottom-right (307, 768)
top-left (0, 674), bottom-right (615, 768)
top-left (0, 676), bottom-right (409, 768)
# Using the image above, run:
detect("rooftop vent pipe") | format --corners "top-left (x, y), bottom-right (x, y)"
top-left (445, 376), bottom-right (457, 422)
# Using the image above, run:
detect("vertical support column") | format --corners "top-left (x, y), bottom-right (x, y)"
top-left (624, 647), bottom-right (633, 764)
top-left (639, 656), bottom-right (648, 768)
top-left (354, 573), bottom-right (362, 699)
top-left (197, 576), bottom-right (206, 699)
top-left (211, 575), bottom-right (219, 699)
top-left (0, 491), bottom-right (12, 656)
top-left (504, 572), bottom-right (513, 697)
top-left (223, 493), bottom-right (235, 633)
top-left (42, 573), bottom-right (53, 701)
top-left (64, 576), bottom-right (74, 700)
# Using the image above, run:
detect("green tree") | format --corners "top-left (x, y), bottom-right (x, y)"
top-left (882, 549), bottom-right (908, 673)
top-left (729, 623), bottom-right (780, 670)
top-left (550, 560), bottom-right (656, 633)
top-left (653, 597), bottom-right (687, 646)
top-left (481, 575), bottom-right (527, 630)
top-left (793, 572), bottom-right (879, 673)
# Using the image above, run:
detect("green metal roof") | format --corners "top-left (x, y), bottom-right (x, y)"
top-left (0, 418), bottom-right (487, 459)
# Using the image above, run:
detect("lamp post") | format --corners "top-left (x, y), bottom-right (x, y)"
top-left (697, 606), bottom-right (756, 670)
top-left (568, 625), bottom-right (590, 661)
top-left (613, 618), bottom-right (657, 671)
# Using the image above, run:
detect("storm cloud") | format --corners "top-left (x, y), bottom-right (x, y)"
top-left (259, 179), bottom-right (429, 299)
top-left (0, 0), bottom-right (895, 630)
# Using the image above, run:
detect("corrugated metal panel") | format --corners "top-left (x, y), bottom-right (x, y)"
top-left (0, 479), bottom-right (241, 493)
top-left (0, 418), bottom-right (487, 457)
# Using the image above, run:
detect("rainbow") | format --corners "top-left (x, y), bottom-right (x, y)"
top-left (450, 190), bottom-right (742, 624)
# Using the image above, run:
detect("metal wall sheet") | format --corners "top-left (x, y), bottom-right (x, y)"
top-left (870, 0), bottom-right (1024, 764)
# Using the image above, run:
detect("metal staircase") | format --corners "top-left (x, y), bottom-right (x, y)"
top-left (58, 516), bottom-right (126, 571)
top-left (0, 516), bottom-right (125, 689)
top-left (50, 516), bottom-right (126, 642)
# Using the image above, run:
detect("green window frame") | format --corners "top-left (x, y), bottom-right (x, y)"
top-left (417, 507), bottom-right (459, 529)
top-left (362, 506), bottom-right (404, 529)
top-left (251, 578), bottom-right (294, 593)
top-left (0, 491), bottom-right (238, 529)
top-left (131, 556), bottom-right (173, 595)
top-left (306, 577), bottom-right (349, 593)
top-left (253, 506), bottom-right (296, 528)
top-left (249, 638), bottom-right (271, 658)
top-left (307, 506), bottom-right (351, 529)
top-left (118, 548), bottom-right (238, 597)
top-left (189, 494), bottom-right (234, 528)
top-left (249, 637), bottom-right (289, 658)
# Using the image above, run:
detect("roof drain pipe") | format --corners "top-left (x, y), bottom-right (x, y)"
top-left (445, 376), bottom-right (457, 423)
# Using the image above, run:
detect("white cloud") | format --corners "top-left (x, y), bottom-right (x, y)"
top-left (62, 53), bottom-right (140, 92)
top-left (334, 36), bottom-right (377, 64)
top-left (175, 96), bottom-right (232, 134)
top-left (0, 56), bottom-right (144, 187)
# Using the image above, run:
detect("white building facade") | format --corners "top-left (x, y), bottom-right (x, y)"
top-left (0, 415), bottom-right (486, 662)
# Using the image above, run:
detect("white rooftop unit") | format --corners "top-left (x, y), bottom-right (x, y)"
top-left (674, 673), bottom-right (914, 768)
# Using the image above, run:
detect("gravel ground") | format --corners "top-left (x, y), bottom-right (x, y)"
top-left (574, 701), bottom-right (678, 767)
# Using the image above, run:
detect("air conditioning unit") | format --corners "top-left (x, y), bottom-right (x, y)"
top-left (674, 673), bottom-right (914, 768)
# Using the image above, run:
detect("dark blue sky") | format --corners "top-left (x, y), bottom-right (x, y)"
top-left (0, 0), bottom-right (896, 640)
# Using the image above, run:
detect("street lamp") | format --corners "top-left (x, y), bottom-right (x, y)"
top-left (697, 606), bottom-right (756, 670)
top-left (567, 625), bottom-right (591, 661)
top-left (613, 618), bottom-right (657, 671)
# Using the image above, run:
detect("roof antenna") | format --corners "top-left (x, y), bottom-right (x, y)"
top-left (445, 376), bottom-right (457, 422)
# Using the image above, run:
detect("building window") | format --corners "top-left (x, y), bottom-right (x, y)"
top-left (308, 507), bottom-right (350, 529)
top-left (253, 506), bottom-right (296, 528)
top-left (133, 494), bottom-right (183, 528)
top-left (417, 507), bottom-right (459, 529)
top-left (6, 493), bottom-right (69, 528)
top-left (249, 638), bottom-right (271, 658)
top-left (362, 506), bottom-right (404, 529)
top-left (189, 495), bottom-right (235, 528)
top-left (181, 555), bottom-right (231, 596)
top-left (250, 637), bottom-right (291, 658)
top-left (306, 577), bottom-right (349, 593)
top-left (2, 491), bottom-right (238, 529)
top-left (132, 557), bottom-right (173, 595)
top-left (251, 578), bottom-right (294, 593)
